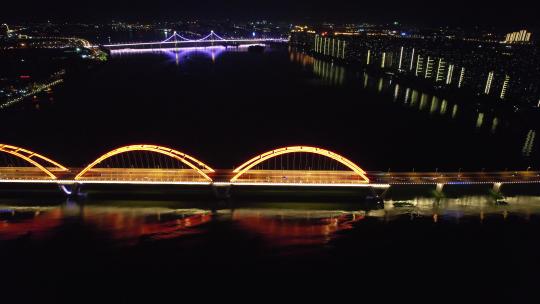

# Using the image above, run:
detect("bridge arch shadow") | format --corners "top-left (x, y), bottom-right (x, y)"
top-left (231, 146), bottom-right (370, 185)
top-left (0, 144), bottom-right (67, 180)
top-left (75, 145), bottom-right (214, 183)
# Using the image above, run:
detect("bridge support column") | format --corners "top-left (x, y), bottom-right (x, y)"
top-left (379, 186), bottom-right (391, 199)
top-left (58, 183), bottom-right (86, 199)
top-left (212, 184), bottom-right (231, 200)
top-left (436, 183), bottom-right (445, 193)
top-left (493, 182), bottom-right (503, 193)
top-left (367, 186), bottom-right (385, 205)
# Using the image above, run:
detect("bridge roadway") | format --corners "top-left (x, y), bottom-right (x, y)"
top-left (1, 168), bottom-right (539, 188)
top-left (102, 38), bottom-right (289, 51)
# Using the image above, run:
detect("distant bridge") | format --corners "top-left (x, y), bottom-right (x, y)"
top-left (1, 144), bottom-right (539, 196)
top-left (102, 31), bottom-right (289, 52)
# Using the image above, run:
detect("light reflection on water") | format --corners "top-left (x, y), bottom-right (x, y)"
top-left (80, 207), bottom-right (212, 244)
top-left (0, 204), bottom-right (212, 244)
top-left (0, 206), bottom-right (63, 241)
top-left (226, 209), bottom-right (365, 246)
top-left (110, 44), bottom-right (263, 66)
top-left (289, 49), bottom-right (538, 158)
top-left (2, 196), bottom-right (540, 247)
top-left (378, 195), bottom-right (540, 223)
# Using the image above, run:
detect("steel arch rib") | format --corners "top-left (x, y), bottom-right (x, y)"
top-left (75, 145), bottom-right (214, 181)
top-left (231, 146), bottom-right (370, 183)
top-left (0, 144), bottom-right (64, 179)
top-left (0, 144), bottom-right (67, 171)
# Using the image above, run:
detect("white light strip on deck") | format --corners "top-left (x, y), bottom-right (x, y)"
top-left (0, 179), bottom-right (211, 186)
top-left (219, 182), bottom-right (390, 188)
top-left (1, 179), bottom-right (539, 187)
top-left (0, 179), bottom-right (389, 188)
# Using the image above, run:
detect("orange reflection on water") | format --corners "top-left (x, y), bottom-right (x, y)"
top-left (0, 207), bottom-right (63, 241)
top-left (232, 210), bottom-right (364, 247)
top-left (289, 50), bottom-right (315, 67)
top-left (82, 208), bottom-right (212, 244)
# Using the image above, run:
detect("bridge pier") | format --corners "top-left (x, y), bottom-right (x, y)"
top-left (379, 185), bottom-right (391, 199)
top-left (493, 182), bottom-right (503, 193)
top-left (58, 183), bottom-right (86, 199)
top-left (436, 183), bottom-right (445, 193)
top-left (212, 184), bottom-right (231, 200)
top-left (367, 186), bottom-right (385, 205)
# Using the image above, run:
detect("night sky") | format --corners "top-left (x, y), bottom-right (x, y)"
top-left (1, 0), bottom-right (538, 27)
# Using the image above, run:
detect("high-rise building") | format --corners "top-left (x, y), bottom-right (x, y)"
top-left (292, 29), bottom-right (540, 107)
top-left (458, 68), bottom-right (466, 88)
top-left (500, 75), bottom-right (511, 99)
top-left (415, 55), bottom-right (424, 77)
top-left (424, 57), bottom-right (434, 79)
top-left (504, 30), bottom-right (532, 44)
top-left (446, 64), bottom-right (455, 85)
top-left (398, 46), bottom-right (404, 71)
top-left (0, 23), bottom-right (9, 37)
top-left (436, 59), bottom-right (446, 82)
top-left (484, 71), bottom-right (495, 95)
top-left (409, 48), bottom-right (415, 71)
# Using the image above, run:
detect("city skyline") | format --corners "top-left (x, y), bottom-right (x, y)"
top-left (2, 0), bottom-right (539, 28)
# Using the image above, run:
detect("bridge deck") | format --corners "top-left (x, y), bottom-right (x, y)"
top-left (103, 39), bottom-right (288, 51)
top-left (370, 171), bottom-right (540, 185)
top-left (0, 168), bottom-right (539, 186)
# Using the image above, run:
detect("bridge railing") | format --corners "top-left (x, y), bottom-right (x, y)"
top-left (231, 170), bottom-right (368, 185)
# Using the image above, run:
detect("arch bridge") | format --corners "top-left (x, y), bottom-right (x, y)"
top-left (0, 144), bottom-right (68, 180)
top-left (1, 144), bottom-right (540, 195)
top-left (74, 145), bottom-right (215, 184)
top-left (229, 146), bottom-right (371, 186)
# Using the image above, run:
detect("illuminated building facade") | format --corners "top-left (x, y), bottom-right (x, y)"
top-left (313, 34), bottom-right (347, 59)
top-left (0, 24), bottom-right (9, 37)
top-left (291, 29), bottom-right (540, 106)
top-left (504, 30), bottom-right (532, 44)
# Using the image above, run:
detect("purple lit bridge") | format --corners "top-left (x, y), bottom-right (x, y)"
top-left (102, 31), bottom-right (289, 53)
top-left (1, 144), bottom-right (539, 199)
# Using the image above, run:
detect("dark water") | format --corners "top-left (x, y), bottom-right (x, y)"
top-left (0, 45), bottom-right (537, 171)
top-left (2, 196), bottom-right (540, 302)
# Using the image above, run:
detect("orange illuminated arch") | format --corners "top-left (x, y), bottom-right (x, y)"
top-left (0, 144), bottom-right (68, 179)
top-left (75, 145), bottom-right (214, 181)
top-left (231, 146), bottom-right (370, 183)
